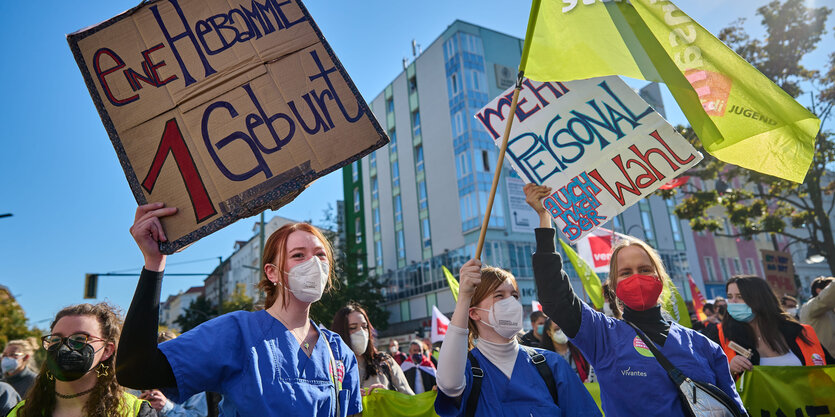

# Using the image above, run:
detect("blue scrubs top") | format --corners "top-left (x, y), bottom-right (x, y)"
top-left (435, 347), bottom-right (601, 417)
top-left (571, 302), bottom-right (744, 417)
top-left (159, 310), bottom-right (361, 417)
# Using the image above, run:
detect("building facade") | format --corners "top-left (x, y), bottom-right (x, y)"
top-left (343, 20), bottom-right (708, 339)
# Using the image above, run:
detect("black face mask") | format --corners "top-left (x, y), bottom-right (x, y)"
top-left (46, 343), bottom-right (96, 381)
top-left (411, 353), bottom-right (423, 363)
top-left (717, 305), bottom-right (727, 316)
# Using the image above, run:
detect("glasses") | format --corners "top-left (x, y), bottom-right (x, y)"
top-left (41, 334), bottom-right (107, 351)
top-left (1, 352), bottom-right (24, 359)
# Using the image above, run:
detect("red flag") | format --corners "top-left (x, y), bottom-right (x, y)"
top-left (659, 176), bottom-right (690, 190)
top-left (531, 300), bottom-right (543, 312)
top-left (688, 273), bottom-right (707, 321)
top-left (431, 306), bottom-right (450, 344)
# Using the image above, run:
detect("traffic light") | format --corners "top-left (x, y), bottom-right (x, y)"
top-left (84, 274), bottom-right (98, 299)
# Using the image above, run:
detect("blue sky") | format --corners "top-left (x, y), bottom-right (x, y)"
top-left (0, 0), bottom-right (831, 327)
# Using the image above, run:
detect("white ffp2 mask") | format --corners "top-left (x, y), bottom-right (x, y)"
top-left (284, 256), bottom-right (329, 303)
top-left (475, 297), bottom-right (523, 339)
top-left (350, 329), bottom-right (369, 356)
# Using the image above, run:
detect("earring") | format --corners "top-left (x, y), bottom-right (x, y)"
top-left (46, 370), bottom-right (54, 381)
top-left (95, 363), bottom-right (109, 377)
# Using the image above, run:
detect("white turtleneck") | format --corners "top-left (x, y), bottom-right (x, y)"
top-left (436, 323), bottom-right (520, 398)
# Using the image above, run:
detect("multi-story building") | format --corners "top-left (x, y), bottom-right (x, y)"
top-left (343, 20), bottom-right (707, 339)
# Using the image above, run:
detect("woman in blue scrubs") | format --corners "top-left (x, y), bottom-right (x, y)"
top-left (434, 258), bottom-right (600, 417)
top-left (115, 203), bottom-right (362, 417)
top-left (524, 184), bottom-right (745, 417)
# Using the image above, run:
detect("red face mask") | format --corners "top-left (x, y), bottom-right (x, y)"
top-left (615, 274), bottom-right (663, 311)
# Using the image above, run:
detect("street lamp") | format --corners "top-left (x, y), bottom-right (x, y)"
top-left (805, 244), bottom-right (825, 264)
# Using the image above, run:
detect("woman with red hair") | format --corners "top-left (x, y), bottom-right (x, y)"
top-left (115, 203), bottom-right (362, 417)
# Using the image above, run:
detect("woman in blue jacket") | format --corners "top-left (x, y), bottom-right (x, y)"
top-left (434, 257), bottom-right (600, 417)
top-left (115, 203), bottom-right (361, 417)
top-left (524, 184), bottom-right (745, 417)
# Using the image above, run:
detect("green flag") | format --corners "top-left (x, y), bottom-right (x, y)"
top-left (442, 266), bottom-right (459, 302)
top-left (737, 366), bottom-right (835, 413)
top-left (521, 0), bottom-right (820, 182)
top-left (559, 239), bottom-right (604, 309)
top-left (660, 278), bottom-right (692, 328)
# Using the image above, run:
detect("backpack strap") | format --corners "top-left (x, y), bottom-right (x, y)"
top-left (464, 351), bottom-right (484, 417)
top-left (521, 346), bottom-right (559, 407)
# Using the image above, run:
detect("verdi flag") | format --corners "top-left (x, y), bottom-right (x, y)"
top-left (521, 0), bottom-right (820, 182)
top-left (442, 266), bottom-right (460, 302)
top-left (737, 365), bottom-right (835, 415)
top-left (660, 277), bottom-right (692, 328)
top-left (559, 239), bottom-right (604, 309)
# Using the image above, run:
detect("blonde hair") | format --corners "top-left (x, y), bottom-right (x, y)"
top-left (608, 238), bottom-right (671, 317)
top-left (467, 266), bottom-right (519, 348)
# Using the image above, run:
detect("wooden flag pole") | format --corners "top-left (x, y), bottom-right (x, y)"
top-left (475, 72), bottom-right (524, 260)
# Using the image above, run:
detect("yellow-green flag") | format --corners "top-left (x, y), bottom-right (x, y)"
top-left (660, 278), bottom-right (692, 328)
top-left (362, 390), bottom-right (438, 417)
top-left (521, 0), bottom-right (820, 182)
top-left (442, 266), bottom-right (459, 302)
top-left (737, 365), bottom-right (835, 413)
top-left (559, 239), bottom-right (604, 309)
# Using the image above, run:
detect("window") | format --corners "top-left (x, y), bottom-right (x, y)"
top-left (412, 110), bottom-right (421, 138)
top-left (389, 129), bottom-right (397, 155)
top-left (422, 218), bottom-right (431, 248)
top-left (415, 145), bottom-right (424, 173)
top-left (386, 98), bottom-right (394, 114)
top-left (733, 258), bottom-right (742, 275)
top-left (369, 152), bottom-right (376, 171)
top-left (746, 258), bottom-right (756, 275)
top-left (456, 151), bottom-right (472, 178)
top-left (666, 199), bottom-right (684, 250)
top-left (392, 161), bottom-right (400, 189)
top-left (396, 230), bottom-right (406, 260)
top-left (353, 188), bottom-right (360, 212)
top-left (355, 218), bottom-right (362, 243)
top-left (400, 300), bottom-right (410, 321)
top-left (351, 161), bottom-right (358, 182)
top-left (373, 207), bottom-right (381, 234)
top-left (704, 257), bottom-right (716, 281)
top-left (452, 111), bottom-right (464, 137)
top-left (375, 240), bottom-right (383, 268)
top-left (394, 196), bottom-right (402, 224)
top-left (719, 257), bottom-right (730, 281)
top-left (450, 73), bottom-right (460, 97)
top-left (371, 178), bottom-right (378, 201)
top-left (639, 200), bottom-right (656, 246)
top-left (408, 76), bottom-right (418, 94)
top-left (418, 180), bottom-right (428, 210)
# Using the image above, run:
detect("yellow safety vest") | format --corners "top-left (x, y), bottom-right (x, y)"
top-left (6, 391), bottom-right (146, 417)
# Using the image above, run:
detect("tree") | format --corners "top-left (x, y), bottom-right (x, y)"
top-left (174, 295), bottom-right (218, 332)
top-left (0, 287), bottom-right (41, 348)
top-left (308, 205), bottom-right (390, 329)
top-left (221, 282), bottom-right (254, 314)
top-left (665, 0), bottom-right (835, 276)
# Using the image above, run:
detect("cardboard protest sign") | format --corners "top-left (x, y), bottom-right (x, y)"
top-left (68, 0), bottom-right (387, 253)
top-left (475, 76), bottom-right (701, 243)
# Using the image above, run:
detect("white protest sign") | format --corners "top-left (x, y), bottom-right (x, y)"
top-left (475, 76), bottom-right (701, 243)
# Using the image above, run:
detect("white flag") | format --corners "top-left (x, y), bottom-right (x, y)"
top-left (431, 306), bottom-right (450, 344)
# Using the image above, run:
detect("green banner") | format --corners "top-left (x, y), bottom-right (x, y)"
top-left (362, 390), bottom-right (438, 417)
top-left (660, 277), bottom-right (692, 328)
top-left (737, 366), bottom-right (835, 416)
top-left (560, 239), bottom-right (604, 309)
top-left (521, 0), bottom-right (820, 183)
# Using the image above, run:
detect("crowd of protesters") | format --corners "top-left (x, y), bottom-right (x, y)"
top-left (1, 196), bottom-right (832, 417)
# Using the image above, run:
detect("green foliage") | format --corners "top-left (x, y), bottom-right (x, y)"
top-left (221, 283), bottom-right (254, 314)
top-left (174, 295), bottom-right (218, 332)
top-left (0, 288), bottom-right (41, 349)
top-left (666, 0), bottom-right (835, 275)
top-left (308, 205), bottom-right (390, 329)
